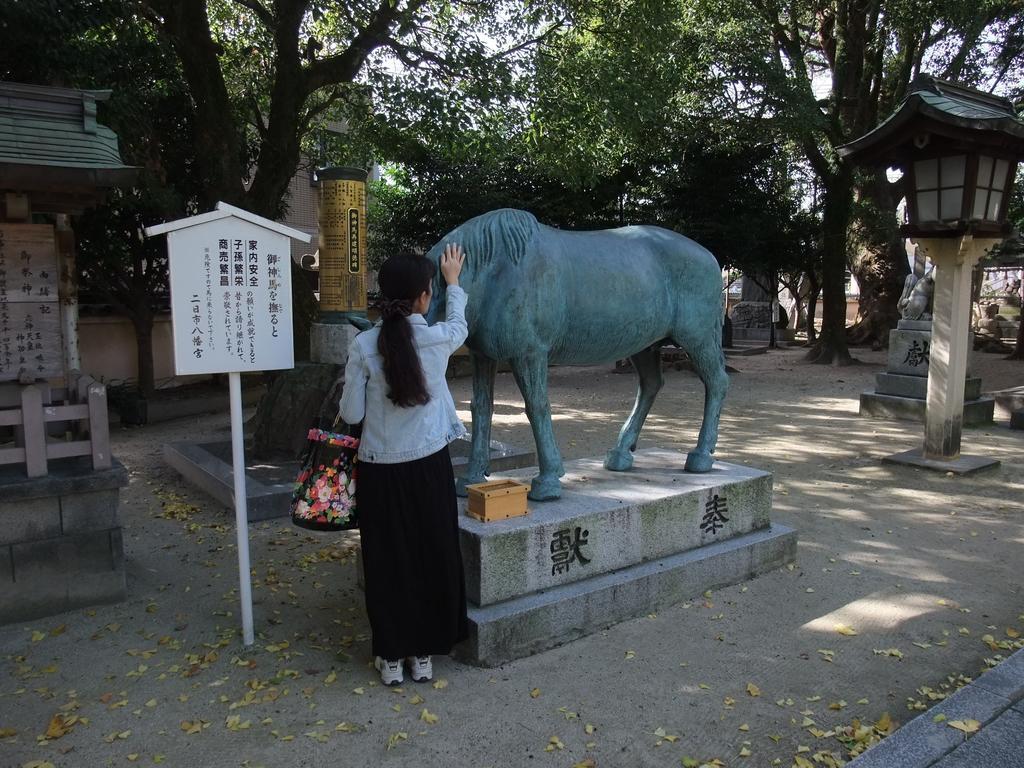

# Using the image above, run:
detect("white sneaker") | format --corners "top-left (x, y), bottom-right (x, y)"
top-left (374, 656), bottom-right (403, 686)
top-left (406, 656), bottom-right (432, 682)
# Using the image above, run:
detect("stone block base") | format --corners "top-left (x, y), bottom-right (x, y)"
top-left (453, 450), bottom-right (794, 666)
top-left (731, 327), bottom-right (796, 343)
top-left (859, 392), bottom-right (995, 426)
top-left (457, 523), bottom-right (796, 666)
top-left (310, 322), bottom-right (359, 366)
top-left (875, 373), bottom-right (981, 401)
top-left (882, 448), bottom-right (1000, 475)
top-left (0, 459), bottom-right (128, 625)
top-left (1012, 410), bottom-right (1024, 430)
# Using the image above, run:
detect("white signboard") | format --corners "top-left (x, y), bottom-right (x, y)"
top-left (160, 210), bottom-right (300, 375)
top-left (146, 203), bottom-right (310, 647)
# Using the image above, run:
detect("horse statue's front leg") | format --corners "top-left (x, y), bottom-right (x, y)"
top-left (511, 353), bottom-right (564, 500)
top-left (456, 352), bottom-right (497, 497)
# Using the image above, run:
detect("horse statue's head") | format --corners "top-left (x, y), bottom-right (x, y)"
top-left (424, 208), bottom-right (539, 325)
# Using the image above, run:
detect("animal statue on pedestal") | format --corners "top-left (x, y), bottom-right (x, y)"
top-left (898, 268), bottom-right (935, 321)
top-left (424, 209), bottom-right (729, 501)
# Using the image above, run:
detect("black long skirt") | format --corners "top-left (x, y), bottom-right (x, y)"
top-left (357, 446), bottom-right (469, 660)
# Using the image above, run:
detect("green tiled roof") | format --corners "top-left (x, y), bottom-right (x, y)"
top-left (0, 81), bottom-right (133, 174)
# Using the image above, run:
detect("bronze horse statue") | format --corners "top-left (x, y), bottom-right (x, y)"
top-left (424, 209), bottom-right (729, 501)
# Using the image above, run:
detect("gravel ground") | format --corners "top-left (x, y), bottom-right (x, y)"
top-left (1, 345), bottom-right (1022, 768)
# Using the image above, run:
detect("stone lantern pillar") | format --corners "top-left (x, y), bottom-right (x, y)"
top-left (840, 75), bottom-right (1024, 474)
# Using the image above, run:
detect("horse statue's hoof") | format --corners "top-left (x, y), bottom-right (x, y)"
top-left (455, 476), bottom-right (483, 497)
top-left (604, 448), bottom-right (633, 472)
top-left (528, 475), bottom-right (561, 501)
top-left (684, 451), bottom-right (714, 473)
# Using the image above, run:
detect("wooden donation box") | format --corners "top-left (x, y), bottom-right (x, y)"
top-left (465, 479), bottom-right (530, 522)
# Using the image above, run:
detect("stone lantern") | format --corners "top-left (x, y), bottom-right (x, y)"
top-left (840, 75), bottom-right (1024, 473)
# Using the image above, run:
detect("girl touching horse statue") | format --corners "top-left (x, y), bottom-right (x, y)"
top-left (422, 208), bottom-right (729, 501)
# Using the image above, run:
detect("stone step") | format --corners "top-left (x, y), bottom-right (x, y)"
top-left (859, 393), bottom-right (995, 426)
top-left (875, 373), bottom-right (982, 401)
top-left (457, 522), bottom-right (796, 666)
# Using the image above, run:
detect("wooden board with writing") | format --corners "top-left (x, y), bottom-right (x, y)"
top-left (0, 224), bottom-right (63, 381)
top-left (0, 302), bottom-right (63, 381)
top-left (0, 224), bottom-right (59, 302)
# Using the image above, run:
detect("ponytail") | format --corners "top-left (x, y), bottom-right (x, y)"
top-left (375, 253), bottom-right (437, 408)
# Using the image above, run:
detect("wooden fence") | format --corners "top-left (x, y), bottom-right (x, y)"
top-left (0, 373), bottom-right (111, 477)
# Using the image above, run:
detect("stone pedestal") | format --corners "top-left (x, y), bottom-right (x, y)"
top-left (0, 458), bottom-right (128, 624)
top-left (453, 449), bottom-right (796, 666)
top-left (860, 319), bottom-right (994, 426)
top-left (310, 321), bottom-right (359, 366)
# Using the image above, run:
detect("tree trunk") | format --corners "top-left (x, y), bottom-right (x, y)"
top-left (848, 172), bottom-right (909, 348)
top-left (133, 315), bottom-right (156, 398)
top-left (806, 172), bottom-right (855, 364)
top-left (847, 236), bottom-right (908, 348)
top-left (805, 283), bottom-right (820, 344)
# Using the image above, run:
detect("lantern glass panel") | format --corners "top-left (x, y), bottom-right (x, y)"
top-left (917, 190), bottom-right (938, 221)
top-left (977, 156), bottom-right (994, 187)
top-left (972, 189), bottom-right (988, 219)
top-left (915, 158), bottom-right (938, 189)
top-left (993, 159), bottom-right (1009, 191)
top-left (941, 155), bottom-right (966, 186)
top-left (940, 187), bottom-right (963, 219)
top-left (988, 191), bottom-right (1002, 220)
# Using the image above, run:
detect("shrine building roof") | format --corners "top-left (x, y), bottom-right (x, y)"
top-left (0, 81), bottom-right (136, 209)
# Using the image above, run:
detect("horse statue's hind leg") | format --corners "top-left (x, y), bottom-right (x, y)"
top-left (510, 351), bottom-right (564, 500)
top-left (605, 345), bottom-right (664, 471)
top-left (676, 332), bottom-right (729, 472)
top-left (456, 352), bottom-right (498, 496)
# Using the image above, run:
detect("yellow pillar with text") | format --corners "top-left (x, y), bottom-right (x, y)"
top-left (317, 167), bottom-right (368, 321)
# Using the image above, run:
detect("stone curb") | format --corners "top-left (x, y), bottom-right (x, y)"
top-left (849, 647), bottom-right (1024, 767)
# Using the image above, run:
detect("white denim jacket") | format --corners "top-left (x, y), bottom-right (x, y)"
top-left (339, 285), bottom-right (468, 464)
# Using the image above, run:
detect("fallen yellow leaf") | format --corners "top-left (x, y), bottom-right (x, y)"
top-left (746, 682), bottom-right (761, 697)
top-left (432, 679), bottom-right (448, 690)
top-left (43, 713), bottom-right (73, 740)
top-left (544, 735), bottom-right (565, 751)
top-left (409, 694), bottom-right (424, 705)
top-left (835, 624), bottom-right (858, 636)
top-left (947, 719), bottom-right (981, 734)
top-left (530, 688), bottom-right (541, 698)
top-left (386, 731), bottom-right (408, 750)
top-left (876, 712), bottom-right (893, 733)
top-left (420, 708), bottom-right (439, 725)
top-left (180, 720), bottom-right (206, 735)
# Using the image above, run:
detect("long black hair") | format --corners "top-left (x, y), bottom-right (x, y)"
top-left (375, 253), bottom-right (437, 408)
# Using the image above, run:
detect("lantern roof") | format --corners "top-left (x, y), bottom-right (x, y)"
top-left (839, 75), bottom-right (1024, 167)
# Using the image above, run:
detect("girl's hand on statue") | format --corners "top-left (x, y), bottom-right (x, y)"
top-left (441, 243), bottom-right (465, 286)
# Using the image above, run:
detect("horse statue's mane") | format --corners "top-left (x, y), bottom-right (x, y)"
top-left (453, 208), bottom-right (539, 282)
